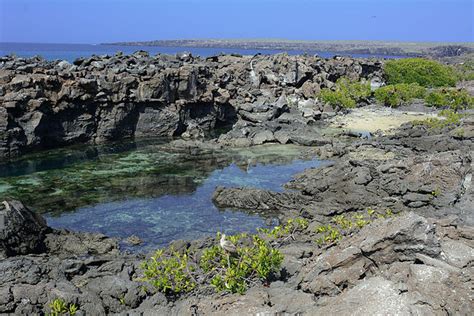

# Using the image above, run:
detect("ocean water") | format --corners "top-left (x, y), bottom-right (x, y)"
top-left (0, 42), bottom-right (405, 62)
top-left (0, 139), bottom-right (326, 252)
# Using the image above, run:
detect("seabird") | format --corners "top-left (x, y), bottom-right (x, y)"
top-left (2, 201), bottom-right (11, 212)
top-left (220, 234), bottom-right (237, 253)
top-left (1, 200), bottom-right (25, 220)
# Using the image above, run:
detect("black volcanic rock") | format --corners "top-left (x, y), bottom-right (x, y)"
top-left (0, 200), bottom-right (49, 258)
top-left (0, 53), bottom-right (384, 159)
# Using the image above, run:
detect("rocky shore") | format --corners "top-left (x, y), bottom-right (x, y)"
top-left (1, 53), bottom-right (473, 315)
top-left (0, 53), bottom-right (383, 159)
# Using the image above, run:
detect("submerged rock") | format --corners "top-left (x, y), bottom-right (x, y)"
top-left (125, 235), bottom-right (143, 246)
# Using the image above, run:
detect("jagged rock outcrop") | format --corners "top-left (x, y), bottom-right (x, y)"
top-left (213, 146), bottom-right (473, 224)
top-left (0, 53), bottom-right (383, 159)
top-left (0, 199), bottom-right (49, 258)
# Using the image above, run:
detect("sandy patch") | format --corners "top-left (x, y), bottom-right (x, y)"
top-left (329, 106), bottom-right (438, 134)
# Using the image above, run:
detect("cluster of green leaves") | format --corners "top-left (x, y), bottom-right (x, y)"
top-left (315, 224), bottom-right (342, 245)
top-left (451, 56), bottom-right (474, 81)
top-left (141, 232), bottom-right (284, 295)
top-left (368, 208), bottom-right (394, 219)
top-left (384, 58), bottom-right (457, 87)
top-left (412, 109), bottom-right (463, 129)
top-left (374, 83), bottom-right (426, 107)
top-left (453, 128), bottom-right (466, 139)
top-left (200, 233), bottom-right (283, 294)
top-left (315, 209), bottom-right (394, 245)
top-left (257, 217), bottom-right (308, 238)
top-left (431, 188), bottom-right (441, 197)
top-left (47, 298), bottom-right (78, 316)
top-left (319, 77), bottom-right (371, 109)
top-left (373, 83), bottom-right (473, 111)
top-left (424, 88), bottom-right (474, 111)
top-left (140, 248), bottom-right (196, 294)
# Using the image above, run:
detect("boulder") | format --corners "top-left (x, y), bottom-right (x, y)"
top-left (299, 213), bottom-right (441, 295)
top-left (0, 200), bottom-right (49, 258)
top-left (315, 277), bottom-right (413, 315)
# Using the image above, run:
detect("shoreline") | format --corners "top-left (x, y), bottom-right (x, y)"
top-left (104, 39), bottom-right (474, 57)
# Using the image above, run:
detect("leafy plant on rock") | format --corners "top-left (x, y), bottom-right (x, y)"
top-left (315, 224), bottom-right (342, 245)
top-left (374, 83), bottom-right (426, 107)
top-left (141, 232), bottom-right (284, 296)
top-left (200, 233), bottom-right (283, 294)
top-left (319, 77), bottom-right (371, 109)
top-left (258, 217), bottom-right (308, 239)
top-left (412, 109), bottom-right (463, 129)
top-left (424, 88), bottom-right (474, 111)
top-left (47, 298), bottom-right (78, 316)
top-left (315, 209), bottom-right (395, 245)
top-left (451, 56), bottom-right (474, 81)
top-left (140, 248), bottom-right (196, 294)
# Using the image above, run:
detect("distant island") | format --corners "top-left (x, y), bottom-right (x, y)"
top-left (104, 39), bottom-right (474, 57)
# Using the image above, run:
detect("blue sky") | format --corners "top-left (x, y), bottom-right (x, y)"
top-left (0, 0), bottom-right (472, 43)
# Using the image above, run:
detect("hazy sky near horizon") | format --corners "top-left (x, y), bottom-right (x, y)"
top-left (0, 0), bottom-right (472, 43)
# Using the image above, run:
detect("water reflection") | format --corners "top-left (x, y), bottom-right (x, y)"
top-left (0, 140), bottom-right (324, 251)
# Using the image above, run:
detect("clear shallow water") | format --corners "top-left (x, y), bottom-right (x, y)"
top-left (0, 139), bottom-right (324, 251)
top-left (0, 42), bottom-right (405, 62)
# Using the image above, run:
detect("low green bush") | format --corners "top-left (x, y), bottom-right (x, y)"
top-left (315, 224), bottom-right (342, 245)
top-left (319, 77), bottom-right (371, 109)
top-left (451, 56), bottom-right (474, 81)
top-left (141, 232), bottom-right (284, 295)
top-left (47, 298), bottom-right (78, 316)
top-left (384, 58), bottom-right (457, 87)
top-left (424, 88), bottom-right (474, 111)
top-left (315, 209), bottom-right (394, 245)
top-left (140, 248), bottom-right (196, 294)
top-left (412, 109), bottom-right (463, 129)
top-left (374, 83), bottom-right (426, 107)
top-left (257, 217), bottom-right (308, 238)
top-left (200, 233), bottom-right (283, 294)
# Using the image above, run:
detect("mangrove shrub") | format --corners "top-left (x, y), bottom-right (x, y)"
top-left (374, 83), bottom-right (426, 107)
top-left (384, 58), bottom-right (457, 87)
top-left (319, 77), bottom-right (371, 109)
top-left (141, 232), bottom-right (283, 295)
top-left (200, 233), bottom-right (283, 294)
top-left (425, 89), bottom-right (474, 111)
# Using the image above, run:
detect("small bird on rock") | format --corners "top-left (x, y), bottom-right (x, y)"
top-left (220, 234), bottom-right (237, 254)
top-left (2, 201), bottom-right (11, 212)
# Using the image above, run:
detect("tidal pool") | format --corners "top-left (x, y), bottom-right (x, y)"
top-left (0, 139), bottom-right (325, 251)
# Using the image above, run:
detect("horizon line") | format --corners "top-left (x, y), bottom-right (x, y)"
top-left (1, 39), bottom-right (474, 46)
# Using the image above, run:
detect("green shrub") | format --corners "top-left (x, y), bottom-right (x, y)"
top-left (200, 233), bottom-right (283, 294)
top-left (412, 109), bottom-right (463, 129)
top-left (384, 58), bottom-right (457, 87)
top-left (424, 88), bottom-right (474, 111)
top-left (315, 224), bottom-right (342, 245)
top-left (140, 248), bottom-right (196, 294)
top-left (451, 57), bottom-right (474, 81)
top-left (257, 217), bottom-right (308, 238)
top-left (47, 298), bottom-right (78, 316)
top-left (319, 77), bottom-right (371, 109)
top-left (315, 210), bottom-right (394, 245)
top-left (374, 83), bottom-right (426, 107)
top-left (141, 232), bottom-right (284, 295)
